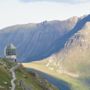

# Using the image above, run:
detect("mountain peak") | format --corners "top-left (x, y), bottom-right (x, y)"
top-left (0, 14), bottom-right (90, 62)
top-left (69, 16), bottom-right (78, 22)
top-left (84, 22), bottom-right (90, 29)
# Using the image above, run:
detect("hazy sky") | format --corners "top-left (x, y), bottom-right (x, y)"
top-left (0, 0), bottom-right (90, 29)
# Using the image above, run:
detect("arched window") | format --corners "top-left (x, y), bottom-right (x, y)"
top-left (5, 44), bottom-right (16, 56)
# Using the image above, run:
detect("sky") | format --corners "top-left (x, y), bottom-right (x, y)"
top-left (0, 0), bottom-right (90, 29)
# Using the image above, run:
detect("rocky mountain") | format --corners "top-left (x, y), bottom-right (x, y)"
top-left (34, 15), bottom-right (90, 73)
top-left (0, 14), bottom-right (90, 64)
top-left (0, 17), bottom-right (78, 62)
top-left (23, 15), bottom-right (90, 90)
top-left (39, 21), bottom-right (90, 75)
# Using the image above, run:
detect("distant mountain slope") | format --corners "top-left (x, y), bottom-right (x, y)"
top-left (48, 15), bottom-right (90, 54)
top-left (40, 21), bottom-right (90, 75)
top-left (23, 15), bottom-right (90, 90)
top-left (0, 17), bottom-right (78, 62)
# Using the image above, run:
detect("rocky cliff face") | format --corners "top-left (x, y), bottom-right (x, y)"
top-left (40, 18), bottom-right (90, 76)
top-left (0, 15), bottom-right (90, 64)
top-left (0, 17), bottom-right (78, 62)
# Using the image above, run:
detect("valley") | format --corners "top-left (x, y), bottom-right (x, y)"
top-left (23, 62), bottom-right (90, 90)
top-left (23, 15), bottom-right (90, 90)
top-left (0, 14), bottom-right (90, 90)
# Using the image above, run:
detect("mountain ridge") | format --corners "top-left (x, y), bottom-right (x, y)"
top-left (0, 15), bottom-right (90, 62)
top-left (35, 15), bottom-right (90, 75)
top-left (23, 15), bottom-right (90, 90)
top-left (0, 16), bottom-right (79, 62)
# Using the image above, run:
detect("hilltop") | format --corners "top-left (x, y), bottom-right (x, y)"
top-left (0, 58), bottom-right (58, 90)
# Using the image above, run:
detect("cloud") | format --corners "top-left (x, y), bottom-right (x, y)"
top-left (19, 0), bottom-right (90, 3)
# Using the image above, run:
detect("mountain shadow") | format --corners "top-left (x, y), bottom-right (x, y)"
top-left (43, 15), bottom-right (90, 58)
top-left (0, 19), bottom-right (77, 62)
top-left (0, 15), bottom-right (90, 62)
top-left (27, 68), bottom-right (71, 90)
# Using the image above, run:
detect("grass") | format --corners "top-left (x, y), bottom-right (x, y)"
top-left (0, 59), bottom-right (11, 90)
top-left (15, 64), bottom-right (58, 90)
top-left (23, 62), bottom-right (90, 90)
top-left (0, 58), bottom-right (58, 90)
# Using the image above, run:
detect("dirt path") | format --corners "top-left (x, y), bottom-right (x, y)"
top-left (10, 63), bottom-right (20, 90)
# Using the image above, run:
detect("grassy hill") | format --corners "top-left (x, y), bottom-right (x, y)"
top-left (23, 60), bottom-right (90, 90)
top-left (0, 58), bottom-right (58, 90)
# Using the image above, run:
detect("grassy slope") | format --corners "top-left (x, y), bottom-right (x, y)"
top-left (0, 58), bottom-right (12, 90)
top-left (15, 65), bottom-right (58, 90)
top-left (0, 58), bottom-right (58, 90)
top-left (23, 62), bottom-right (90, 90)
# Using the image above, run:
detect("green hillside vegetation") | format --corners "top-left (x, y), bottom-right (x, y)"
top-left (0, 58), bottom-right (58, 90)
top-left (0, 59), bottom-right (11, 90)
